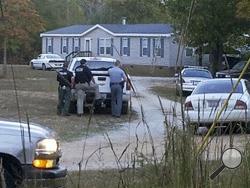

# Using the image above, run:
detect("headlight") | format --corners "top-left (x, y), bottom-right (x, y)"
top-left (36, 138), bottom-right (59, 153)
top-left (33, 139), bottom-right (61, 169)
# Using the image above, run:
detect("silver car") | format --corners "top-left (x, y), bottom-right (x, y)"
top-left (0, 120), bottom-right (66, 187)
top-left (30, 54), bottom-right (65, 70)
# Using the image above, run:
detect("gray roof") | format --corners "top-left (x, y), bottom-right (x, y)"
top-left (41, 24), bottom-right (173, 36)
top-left (100, 24), bottom-right (173, 34)
top-left (43, 25), bottom-right (94, 35)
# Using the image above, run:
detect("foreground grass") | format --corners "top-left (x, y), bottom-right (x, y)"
top-left (65, 131), bottom-right (250, 188)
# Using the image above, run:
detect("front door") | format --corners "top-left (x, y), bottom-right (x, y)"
top-left (84, 38), bottom-right (91, 51)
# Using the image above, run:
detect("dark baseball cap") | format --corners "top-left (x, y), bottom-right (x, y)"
top-left (80, 59), bottom-right (87, 64)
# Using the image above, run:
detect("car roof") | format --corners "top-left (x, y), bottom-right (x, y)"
top-left (182, 67), bottom-right (210, 71)
top-left (72, 56), bottom-right (117, 62)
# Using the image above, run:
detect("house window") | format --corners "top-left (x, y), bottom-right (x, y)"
top-left (153, 38), bottom-right (162, 57)
top-left (99, 38), bottom-right (112, 55)
top-left (122, 38), bottom-right (129, 56)
top-left (62, 38), bottom-right (68, 54)
top-left (142, 38), bottom-right (148, 56)
top-left (185, 48), bottom-right (193, 57)
top-left (47, 38), bottom-right (52, 53)
top-left (74, 38), bottom-right (79, 52)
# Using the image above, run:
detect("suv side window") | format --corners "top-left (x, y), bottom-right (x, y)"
top-left (245, 81), bottom-right (250, 94)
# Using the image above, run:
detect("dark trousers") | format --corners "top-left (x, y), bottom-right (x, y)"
top-left (111, 84), bottom-right (123, 117)
top-left (57, 86), bottom-right (71, 115)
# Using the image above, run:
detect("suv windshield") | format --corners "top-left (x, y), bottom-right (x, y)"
top-left (193, 80), bottom-right (243, 94)
top-left (232, 61), bottom-right (246, 70)
top-left (72, 60), bottom-right (114, 71)
top-left (182, 69), bottom-right (212, 78)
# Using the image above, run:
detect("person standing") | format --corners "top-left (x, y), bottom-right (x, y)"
top-left (57, 63), bottom-right (73, 116)
top-left (72, 59), bottom-right (99, 116)
top-left (108, 60), bottom-right (127, 117)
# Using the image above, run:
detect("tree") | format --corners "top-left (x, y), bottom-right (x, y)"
top-left (165, 0), bottom-right (249, 74)
top-left (32, 0), bottom-right (85, 30)
top-left (236, 0), bottom-right (250, 20)
top-left (0, 0), bottom-right (44, 77)
top-left (79, 0), bottom-right (169, 24)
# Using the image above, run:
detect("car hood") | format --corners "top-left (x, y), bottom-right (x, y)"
top-left (0, 120), bottom-right (55, 139)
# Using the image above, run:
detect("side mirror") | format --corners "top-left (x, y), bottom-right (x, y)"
top-left (174, 73), bottom-right (179, 77)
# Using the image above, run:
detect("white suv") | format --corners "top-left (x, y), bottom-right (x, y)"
top-left (67, 56), bottom-right (132, 114)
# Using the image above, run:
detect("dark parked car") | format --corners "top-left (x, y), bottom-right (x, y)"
top-left (0, 120), bottom-right (67, 187)
top-left (215, 61), bottom-right (248, 79)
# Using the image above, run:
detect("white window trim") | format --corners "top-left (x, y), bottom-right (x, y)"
top-left (122, 38), bottom-right (129, 56)
top-left (142, 38), bottom-right (148, 57)
top-left (154, 38), bottom-right (161, 57)
top-left (62, 38), bottom-right (67, 54)
top-left (74, 38), bottom-right (80, 51)
top-left (47, 37), bottom-right (52, 53)
top-left (99, 38), bottom-right (112, 55)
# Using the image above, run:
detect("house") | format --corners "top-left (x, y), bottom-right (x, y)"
top-left (40, 23), bottom-right (197, 67)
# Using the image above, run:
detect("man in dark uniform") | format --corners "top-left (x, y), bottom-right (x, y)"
top-left (72, 59), bottom-right (99, 116)
top-left (57, 63), bottom-right (73, 116)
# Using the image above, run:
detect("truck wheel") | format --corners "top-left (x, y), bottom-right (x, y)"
top-left (121, 101), bottom-right (129, 114)
top-left (42, 64), bottom-right (46, 71)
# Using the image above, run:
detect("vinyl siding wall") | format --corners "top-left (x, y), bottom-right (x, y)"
top-left (41, 28), bottom-right (191, 66)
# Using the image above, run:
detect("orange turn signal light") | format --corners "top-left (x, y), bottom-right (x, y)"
top-left (32, 159), bottom-right (55, 169)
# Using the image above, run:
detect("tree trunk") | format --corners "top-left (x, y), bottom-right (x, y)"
top-left (197, 46), bottom-right (203, 66)
top-left (209, 41), bottom-right (223, 76)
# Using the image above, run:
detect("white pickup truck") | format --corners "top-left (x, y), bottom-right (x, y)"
top-left (67, 56), bottom-right (132, 114)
